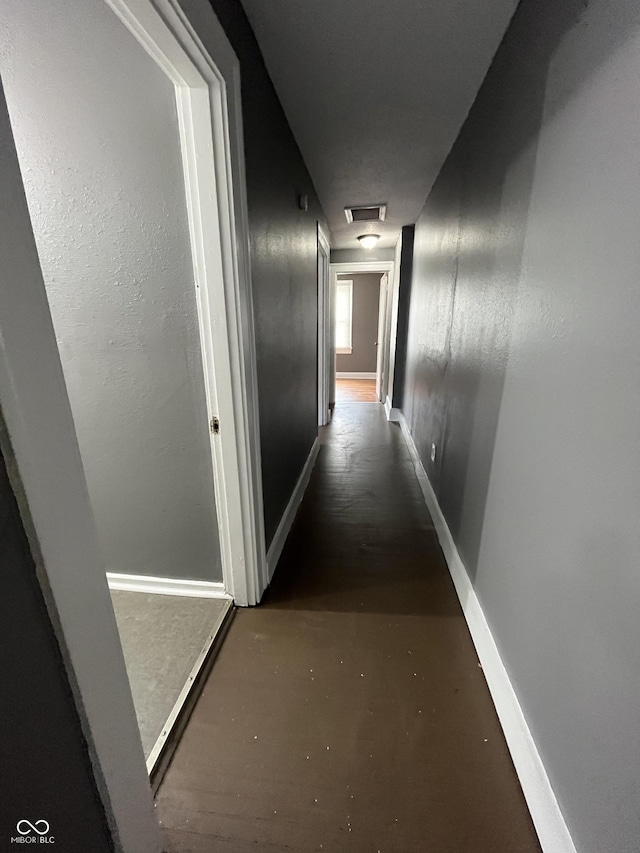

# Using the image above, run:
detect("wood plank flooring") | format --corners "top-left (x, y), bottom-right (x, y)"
top-left (156, 403), bottom-right (541, 852)
top-left (335, 378), bottom-right (378, 403)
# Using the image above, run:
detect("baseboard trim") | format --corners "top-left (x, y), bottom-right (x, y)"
top-left (384, 395), bottom-right (401, 422)
top-left (266, 437), bottom-right (320, 582)
top-left (106, 573), bottom-right (231, 599)
top-left (336, 371), bottom-right (376, 379)
top-left (397, 412), bottom-right (576, 853)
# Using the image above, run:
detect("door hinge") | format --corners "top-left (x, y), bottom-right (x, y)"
top-left (210, 416), bottom-right (220, 435)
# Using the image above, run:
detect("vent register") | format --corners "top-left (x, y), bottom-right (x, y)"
top-left (344, 204), bottom-right (387, 223)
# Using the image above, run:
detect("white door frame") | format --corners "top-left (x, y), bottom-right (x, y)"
top-left (106, 0), bottom-right (267, 606)
top-left (0, 80), bottom-right (160, 853)
top-left (0, 1), bottom-right (265, 851)
top-left (375, 273), bottom-right (389, 401)
top-left (329, 260), bottom-right (396, 404)
top-left (317, 225), bottom-right (331, 425)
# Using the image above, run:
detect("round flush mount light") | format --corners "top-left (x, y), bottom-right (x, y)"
top-left (358, 234), bottom-right (380, 250)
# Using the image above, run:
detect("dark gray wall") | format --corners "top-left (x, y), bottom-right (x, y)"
top-left (1, 0), bottom-right (222, 582)
top-left (402, 1), bottom-right (640, 851)
top-left (336, 274), bottom-right (381, 373)
top-left (390, 225), bottom-right (415, 409)
top-left (0, 441), bottom-right (113, 852)
top-left (208, 0), bottom-right (325, 547)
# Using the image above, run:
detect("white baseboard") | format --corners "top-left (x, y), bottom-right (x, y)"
top-left (106, 573), bottom-right (231, 599)
top-left (266, 437), bottom-right (320, 582)
top-left (384, 395), bottom-right (401, 422)
top-left (336, 371), bottom-right (376, 379)
top-left (398, 412), bottom-right (576, 853)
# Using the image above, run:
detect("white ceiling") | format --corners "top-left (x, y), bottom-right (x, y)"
top-left (239, 0), bottom-right (519, 249)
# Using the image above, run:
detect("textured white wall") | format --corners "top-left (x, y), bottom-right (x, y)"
top-left (0, 0), bottom-right (222, 582)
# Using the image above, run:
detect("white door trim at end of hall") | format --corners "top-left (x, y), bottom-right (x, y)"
top-left (329, 260), bottom-right (396, 404)
top-left (317, 225), bottom-right (331, 426)
top-left (106, 0), bottom-right (267, 607)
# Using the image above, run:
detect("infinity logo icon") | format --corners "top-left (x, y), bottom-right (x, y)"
top-left (16, 820), bottom-right (50, 836)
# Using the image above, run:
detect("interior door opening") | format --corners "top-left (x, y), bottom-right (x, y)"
top-left (1, 0), bottom-right (238, 779)
top-left (333, 270), bottom-right (387, 406)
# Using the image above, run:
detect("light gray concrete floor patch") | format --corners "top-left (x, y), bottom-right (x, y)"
top-left (109, 591), bottom-right (228, 757)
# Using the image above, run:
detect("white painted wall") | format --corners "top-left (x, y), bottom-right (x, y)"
top-left (0, 0), bottom-right (221, 582)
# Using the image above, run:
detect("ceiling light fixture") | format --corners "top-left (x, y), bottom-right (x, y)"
top-left (358, 234), bottom-right (380, 250)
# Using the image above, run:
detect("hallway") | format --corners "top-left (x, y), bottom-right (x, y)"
top-left (157, 403), bottom-right (540, 852)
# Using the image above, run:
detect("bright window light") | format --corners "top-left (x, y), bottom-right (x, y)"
top-left (335, 280), bottom-right (353, 354)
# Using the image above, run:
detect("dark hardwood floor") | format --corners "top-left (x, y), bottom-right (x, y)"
top-left (157, 403), bottom-right (541, 852)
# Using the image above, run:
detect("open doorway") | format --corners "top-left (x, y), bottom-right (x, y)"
top-left (330, 261), bottom-right (396, 408)
top-left (335, 273), bottom-right (384, 403)
top-left (0, 0), bottom-right (264, 783)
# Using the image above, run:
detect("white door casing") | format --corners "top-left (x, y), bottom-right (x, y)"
top-left (0, 76), bottom-right (160, 853)
top-left (329, 261), bottom-right (396, 406)
top-left (375, 273), bottom-right (389, 401)
top-left (105, 0), bottom-right (266, 606)
top-left (329, 265), bottom-right (337, 410)
top-left (317, 225), bottom-right (331, 425)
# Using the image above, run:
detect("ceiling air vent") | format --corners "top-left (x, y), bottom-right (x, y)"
top-left (345, 204), bottom-right (387, 224)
